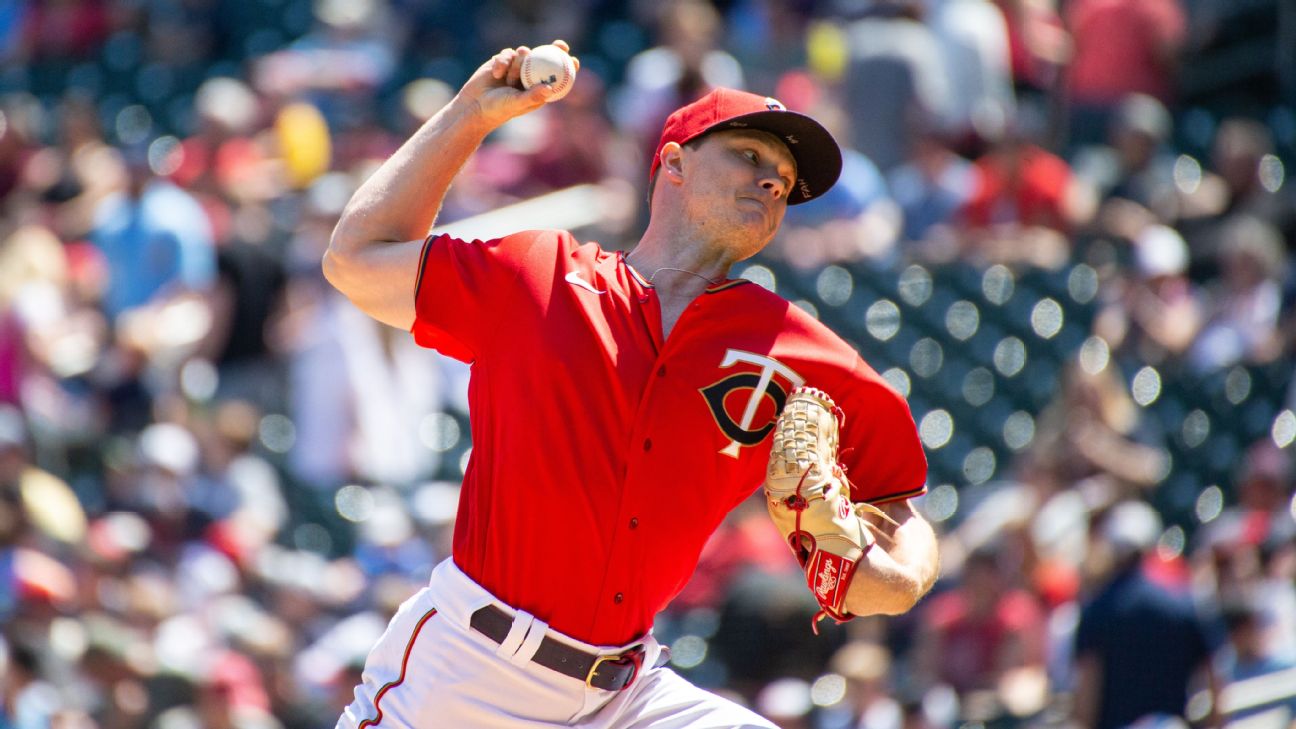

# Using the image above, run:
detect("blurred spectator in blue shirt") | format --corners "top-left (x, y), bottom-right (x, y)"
top-left (1077, 94), bottom-right (1181, 233)
top-left (775, 85), bottom-right (901, 267)
top-left (1215, 598), bottom-right (1296, 726)
top-left (0, 640), bottom-right (61, 729)
top-left (1073, 501), bottom-right (1220, 729)
top-left (723, 0), bottom-right (813, 95)
top-left (90, 143), bottom-right (216, 321)
top-left (888, 125), bottom-right (976, 245)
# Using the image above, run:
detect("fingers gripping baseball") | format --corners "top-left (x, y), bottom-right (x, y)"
top-left (463, 41), bottom-right (579, 128)
top-left (765, 387), bottom-right (881, 632)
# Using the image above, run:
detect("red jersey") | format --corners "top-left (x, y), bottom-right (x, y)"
top-left (412, 230), bottom-right (927, 646)
top-left (1064, 0), bottom-right (1186, 105)
top-left (963, 144), bottom-right (1074, 232)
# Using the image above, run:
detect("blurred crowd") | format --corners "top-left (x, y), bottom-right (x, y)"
top-left (1, 0), bottom-right (1295, 727)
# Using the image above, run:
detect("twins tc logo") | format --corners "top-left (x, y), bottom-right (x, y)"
top-left (701, 349), bottom-right (805, 458)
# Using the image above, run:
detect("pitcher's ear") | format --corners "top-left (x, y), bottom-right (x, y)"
top-left (659, 142), bottom-right (685, 181)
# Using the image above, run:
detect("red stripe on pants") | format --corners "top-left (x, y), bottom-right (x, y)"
top-left (358, 607), bottom-right (438, 728)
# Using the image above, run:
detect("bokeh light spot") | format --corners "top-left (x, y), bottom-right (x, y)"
top-left (963, 447), bottom-right (997, 485)
top-left (1183, 410), bottom-right (1211, 448)
top-left (258, 414), bottom-right (296, 454)
top-left (1173, 155), bottom-right (1202, 194)
top-left (670, 635), bottom-right (708, 669)
top-left (898, 265), bottom-right (933, 307)
top-left (982, 265), bottom-right (1015, 305)
top-left (180, 358), bottom-right (218, 402)
top-left (419, 413), bottom-right (461, 452)
top-left (1004, 411), bottom-right (1036, 451)
top-left (993, 337), bottom-right (1026, 377)
top-left (945, 300), bottom-right (980, 341)
top-left (881, 368), bottom-right (911, 398)
top-left (1131, 366), bottom-right (1162, 407)
top-left (1158, 525), bottom-right (1185, 560)
top-left (1068, 264), bottom-right (1099, 304)
top-left (1079, 336), bottom-right (1110, 375)
top-left (816, 265), bottom-right (853, 306)
top-left (740, 264), bottom-right (776, 292)
top-left (910, 338), bottom-right (944, 378)
top-left (922, 484), bottom-right (959, 523)
top-left (810, 674), bottom-right (848, 707)
top-left (1259, 154), bottom-right (1285, 193)
top-left (1030, 298), bottom-right (1064, 339)
top-left (1225, 367), bottom-right (1252, 405)
top-left (920, 410), bottom-right (954, 449)
top-left (1273, 410), bottom-right (1296, 449)
top-left (866, 300), bottom-right (901, 341)
top-left (335, 485), bottom-right (375, 523)
top-left (963, 368), bottom-right (995, 407)
top-left (1195, 486), bottom-right (1223, 524)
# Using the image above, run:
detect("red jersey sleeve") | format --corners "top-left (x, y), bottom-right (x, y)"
top-left (832, 356), bottom-right (928, 504)
top-left (409, 231), bottom-right (544, 362)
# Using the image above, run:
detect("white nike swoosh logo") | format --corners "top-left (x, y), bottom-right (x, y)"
top-left (565, 271), bottom-right (606, 294)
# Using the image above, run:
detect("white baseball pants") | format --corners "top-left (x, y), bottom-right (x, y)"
top-left (335, 559), bottom-right (776, 729)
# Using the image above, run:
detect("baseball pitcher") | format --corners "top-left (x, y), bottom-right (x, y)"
top-left (324, 41), bottom-right (939, 729)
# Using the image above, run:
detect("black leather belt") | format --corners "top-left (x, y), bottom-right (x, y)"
top-left (469, 604), bottom-right (648, 691)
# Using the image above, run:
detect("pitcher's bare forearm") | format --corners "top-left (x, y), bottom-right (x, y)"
top-left (843, 500), bottom-right (939, 617)
top-left (321, 98), bottom-right (494, 329)
top-left (332, 44), bottom-right (566, 250)
top-left (323, 43), bottom-right (574, 328)
top-left (332, 99), bottom-right (492, 254)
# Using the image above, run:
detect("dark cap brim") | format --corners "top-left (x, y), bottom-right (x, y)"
top-left (698, 109), bottom-right (843, 205)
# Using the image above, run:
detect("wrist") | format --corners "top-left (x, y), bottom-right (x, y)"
top-left (443, 93), bottom-right (499, 136)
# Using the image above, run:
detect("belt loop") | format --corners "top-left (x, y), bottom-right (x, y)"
top-left (496, 609), bottom-right (534, 660)
top-left (510, 617), bottom-right (549, 667)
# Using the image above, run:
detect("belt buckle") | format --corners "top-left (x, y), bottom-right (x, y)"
top-left (585, 645), bottom-right (645, 691)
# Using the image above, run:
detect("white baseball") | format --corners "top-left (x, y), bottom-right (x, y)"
top-left (519, 44), bottom-right (576, 101)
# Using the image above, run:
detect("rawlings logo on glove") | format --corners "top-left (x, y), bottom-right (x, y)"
top-left (764, 386), bottom-right (894, 632)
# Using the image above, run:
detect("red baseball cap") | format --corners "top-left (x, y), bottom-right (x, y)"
top-left (650, 88), bottom-right (843, 205)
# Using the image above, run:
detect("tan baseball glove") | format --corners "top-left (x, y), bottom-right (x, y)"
top-left (765, 386), bottom-right (895, 632)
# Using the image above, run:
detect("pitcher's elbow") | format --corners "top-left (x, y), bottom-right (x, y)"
top-left (322, 211), bottom-right (366, 278)
top-left (321, 248), bottom-right (345, 290)
top-left (844, 578), bottom-right (925, 618)
top-left (879, 583), bottom-right (925, 615)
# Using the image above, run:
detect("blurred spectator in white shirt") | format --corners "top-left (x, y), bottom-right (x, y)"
top-left (927, 0), bottom-right (1016, 150)
top-left (1189, 215), bottom-right (1286, 371)
top-left (1092, 223), bottom-right (1202, 367)
top-left (838, 0), bottom-right (951, 171)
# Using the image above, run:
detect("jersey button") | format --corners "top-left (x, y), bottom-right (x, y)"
top-left (643, 438), bottom-right (652, 451)
top-left (614, 593), bottom-right (624, 604)
top-left (629, 517), bottom-right (639, 529)
top-left (657, 366), bottom-right (666, 378)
